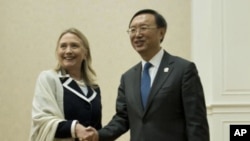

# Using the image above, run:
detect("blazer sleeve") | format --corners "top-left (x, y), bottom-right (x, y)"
top-left (98, 74), bottom-right (129, 141)
top-left (181, 63), bottom-right (210, 141)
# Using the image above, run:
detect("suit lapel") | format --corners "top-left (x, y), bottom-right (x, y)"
top-left (59, 73), bottom-right (97, 103)
top-left (143, 51), bottom-right (174, 114)
top-left (133, 63), bottom-right (145, 114)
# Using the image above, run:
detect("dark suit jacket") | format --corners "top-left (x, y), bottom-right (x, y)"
top-left (99, 51), bottom-right (209, 141)
top-left (55, 76), bottom-right (102, 138)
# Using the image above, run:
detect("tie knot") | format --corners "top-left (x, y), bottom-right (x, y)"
top-left (144, 62), bottom-right (152, 70)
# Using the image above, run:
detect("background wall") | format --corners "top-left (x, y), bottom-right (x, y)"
top-left (0, 0), bottom-right (191, 140)
top-left (192, 0), bottom-right (250, 140)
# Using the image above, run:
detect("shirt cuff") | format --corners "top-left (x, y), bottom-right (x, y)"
top-left (71, 120), bottom-right (78, 138)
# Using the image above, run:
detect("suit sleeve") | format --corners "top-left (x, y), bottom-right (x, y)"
top-left (55, 120), bottom-right (79, 138)
top-left (181, 63), bottom-right (210, 141)
top-left (98, 75), bottom-right (129, 141)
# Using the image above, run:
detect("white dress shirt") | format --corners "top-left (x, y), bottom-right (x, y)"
top-left (141, 48), bottom-right (164, 87)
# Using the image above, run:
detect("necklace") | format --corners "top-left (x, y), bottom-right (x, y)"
top-left (75, 79), bottom-right (85, 86)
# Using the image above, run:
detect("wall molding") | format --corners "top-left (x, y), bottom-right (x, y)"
top-left (207, 104), bottom-right (250, 115)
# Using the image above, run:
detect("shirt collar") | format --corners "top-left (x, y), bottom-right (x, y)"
top-left (58, 69), bottom-right (70, 78)
top-left (141, 48), bottom-right (164, 69)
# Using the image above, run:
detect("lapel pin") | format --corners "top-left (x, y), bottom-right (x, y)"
top-left (164, 67), bottom-right (169, 72)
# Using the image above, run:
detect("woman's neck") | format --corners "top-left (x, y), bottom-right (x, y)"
top-left (68, 70), bottom-right (82, 80)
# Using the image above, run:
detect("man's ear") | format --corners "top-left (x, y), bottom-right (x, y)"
top-left (160, 28), bottom-right (167, 42)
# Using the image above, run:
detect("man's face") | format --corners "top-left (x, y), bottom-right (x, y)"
top-left (129, 14), bottom-right (165, 55)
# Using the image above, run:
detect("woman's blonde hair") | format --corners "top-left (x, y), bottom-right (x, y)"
top-left (55, 28), bottom-right (97, 87)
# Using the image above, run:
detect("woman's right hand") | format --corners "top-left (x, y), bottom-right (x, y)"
top-left (75, 123), bottom-right (98, 141)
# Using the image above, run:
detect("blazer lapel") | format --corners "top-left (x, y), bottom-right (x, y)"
top-left (133, 63), bottom-right (145, 114)
top-left (59, 73), bottom-right (97, 103)
top-left (144, 51), bottom-right (174, 113)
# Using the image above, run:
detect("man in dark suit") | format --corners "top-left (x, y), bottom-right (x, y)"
top-left (89, 9), bottom-right (209, 141)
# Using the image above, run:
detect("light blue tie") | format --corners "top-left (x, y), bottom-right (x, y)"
top-left (141, 62), bottom-right (152, 108)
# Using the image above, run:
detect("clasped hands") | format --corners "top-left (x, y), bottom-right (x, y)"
top-left (75, 123), bottom-right (98, 141)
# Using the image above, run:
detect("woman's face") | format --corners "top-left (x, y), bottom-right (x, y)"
top-left (57, 33), bottom-right (86, 72)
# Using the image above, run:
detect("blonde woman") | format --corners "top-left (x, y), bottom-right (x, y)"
top-left (30, 28), bottom-right (101, 141)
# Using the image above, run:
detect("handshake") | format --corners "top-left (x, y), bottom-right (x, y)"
top-left (75, 123), bottom-right (99, 141)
